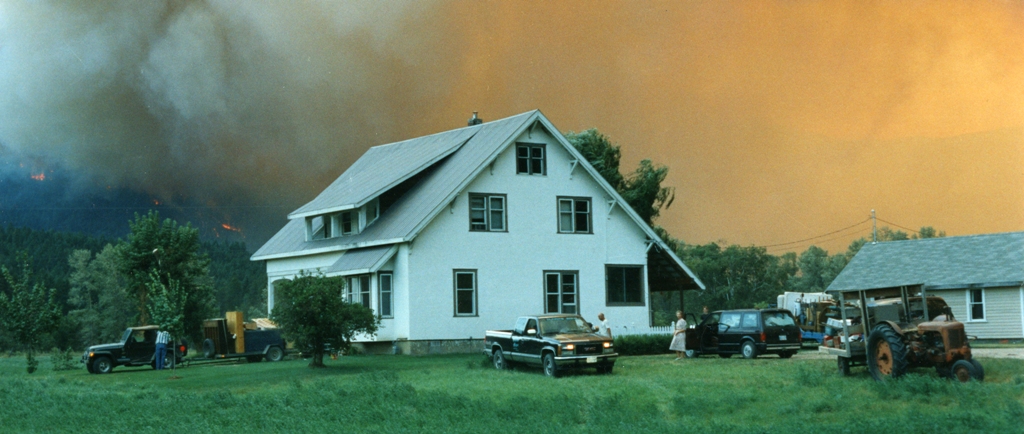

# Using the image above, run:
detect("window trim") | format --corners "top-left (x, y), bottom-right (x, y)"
top-left (543, 270), bottom-right (579, 315)
top-left (967, 288), bottom-right (986, 322)
top-left (557, 196), bottom-right (593, 234)
top-left (515, 143), bottom-right (546, 176)
top-left (378, 272), bottom-right (393, 319)
top-left (468, 193), bottom-right (508, 232)
top-left (605, 265), bottom-right (646, 307)
top-left (453, 269), bottom-right (478, 317)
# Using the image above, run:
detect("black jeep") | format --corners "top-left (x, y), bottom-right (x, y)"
top-left (82, 325), bottom-right (187, 374)
top-left (685, 309), bottom-right (802, 359)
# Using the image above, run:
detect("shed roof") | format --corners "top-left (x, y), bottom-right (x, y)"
top-left (826, 231), bottom-right (1024, 293)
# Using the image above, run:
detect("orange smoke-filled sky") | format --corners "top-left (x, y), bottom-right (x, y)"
top-left (0, 1), bottom-right (1020, 252)
top-left (429, 1), bottom-right (1024, 253)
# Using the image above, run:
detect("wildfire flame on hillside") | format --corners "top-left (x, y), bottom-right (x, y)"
top-left (30, 173), bottom-right (45, 181)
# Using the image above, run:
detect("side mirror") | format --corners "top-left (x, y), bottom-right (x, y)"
top-left (526, 328), bottom-right (537, 335)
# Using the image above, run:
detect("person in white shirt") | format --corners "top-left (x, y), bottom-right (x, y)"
top-left (793, 294), bottom-right (805, 325)
top-left (155, 330), bottom-right (170, 370)
top-left (595, 313), bottom-right (612, 338)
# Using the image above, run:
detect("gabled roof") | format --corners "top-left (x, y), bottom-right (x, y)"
top-left (827, 231), bottom-right (1024, 293)
top-left (250, 110), bottom-right (705, 290)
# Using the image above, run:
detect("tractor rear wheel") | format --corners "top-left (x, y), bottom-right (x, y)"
top-left (867, 324), bottom-right (908, 381)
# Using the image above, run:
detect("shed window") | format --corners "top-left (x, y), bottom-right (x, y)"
top-left (968, 289), bottom-right (985, 321)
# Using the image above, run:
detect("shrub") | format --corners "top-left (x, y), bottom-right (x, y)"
top-left (50, 347), bottom-right (79, 371)
top-left (613, 334), bottom-right (673, 356)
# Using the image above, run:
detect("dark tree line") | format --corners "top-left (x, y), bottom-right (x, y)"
top-left (0, 216), bottom-right (267, 353)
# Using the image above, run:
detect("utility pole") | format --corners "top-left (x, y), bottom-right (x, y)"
top-left (871, 209), bottom-right (877, 244)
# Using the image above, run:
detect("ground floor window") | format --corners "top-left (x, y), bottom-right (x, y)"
top-left (544, 271), bottom-right (578, 314)
top-left (454, 270), bottom-right (477, 316)
top-left (968, 289), bottom-right (985, 321)
top-left (345, 275), bottom-right (371, 309)
top-left (378, 272), bottom-right (393, 318)
top-left (606, 265), bottom-right (644, 306)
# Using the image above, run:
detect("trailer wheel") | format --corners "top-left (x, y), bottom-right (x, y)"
top-left (92, 356), bottom-right (113, 374)
top-left (741, 341), bottom-right (757, 359)
top-left (492, 348), bottom-right (509, 370)
top-left (968, 359), bottom-right (984, 381)
top-left (202, 339), bottom-right (216, 359)
top-left (542, 353), bottom-right (559, 378)
top-left (837, 357), bottom-right (850, 376)
top-left (867, 324), bottom-right (908, 381)
top-left (265, 346), bottom-right (284, 362)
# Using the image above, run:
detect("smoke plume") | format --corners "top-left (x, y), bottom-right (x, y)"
top-left (0, 1), bottom-right (1021, 251)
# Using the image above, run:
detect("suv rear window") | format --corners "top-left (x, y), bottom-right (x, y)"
top-left (763, 312), bottom-right (796, 327)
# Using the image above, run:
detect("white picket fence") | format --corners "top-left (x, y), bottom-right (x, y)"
top-left (612, 325), bottom-right (675, 337)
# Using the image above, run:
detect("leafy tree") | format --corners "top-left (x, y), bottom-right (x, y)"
top-left (67, 245), bottom-right (136, 346)
top-left (787, 246), bottom-right (847, 293)
top-left (147, 270), bottom-right (186, 376)
top-left (0, 256), bottom-right (62, 373)
top-left (678, 243), bottom-right (795, 312)
top-left (565, 129), bottom-right (675, 224)
top-left (117, 211), bottom-right (214, 344)
top-left (271, 272), bottom-right (380, 368)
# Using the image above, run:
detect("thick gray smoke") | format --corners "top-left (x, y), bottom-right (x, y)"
top-left (0, 0), bottom-right (447, 242)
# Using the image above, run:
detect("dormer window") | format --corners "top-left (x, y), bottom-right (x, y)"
top-left (516, 144), bottom-right (545, 175)
top-left (340, 212), bottom-right (355, 235)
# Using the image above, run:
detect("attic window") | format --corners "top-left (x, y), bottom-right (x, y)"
top-left (516, 144), bottom-right (545, 176)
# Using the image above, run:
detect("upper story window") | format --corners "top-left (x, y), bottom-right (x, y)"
top-left (558, 197), bottom-right (591, 234)
top-left (469, 193), bottom-right (506, 232)
top-left (516, 144), bottom-right (546, 176)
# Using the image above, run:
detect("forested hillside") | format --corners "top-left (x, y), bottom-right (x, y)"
top-left (0, 224), bottom-right (265, 351)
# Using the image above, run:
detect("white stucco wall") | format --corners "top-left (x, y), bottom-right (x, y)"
top-left (402, 127), bottom-right (652, 341)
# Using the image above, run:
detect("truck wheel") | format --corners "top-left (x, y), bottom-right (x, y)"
top-left (542, 353), bottom-right (560, 378)
top-left (867, 324), bottom-right (908, 381)
top-left (951, 359), bottom-right (981, 383)
top-left (969, 359), bottom-right (984, 381)
top-left (265, 346), bottom-right (284, 362)
top-left (741, 341), bottom-right (757, 359)
top-left (838, 357), bottom-right (850, 376)
top-left (92, 356), bottom-right (113, 374)
top-left (492, 349), bottom-right (509, 370)
top-left (202, 339), bottom-right (216, 359)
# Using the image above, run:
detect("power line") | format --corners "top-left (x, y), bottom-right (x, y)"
top-left (767, 228), bottom-right (873, 254)
top-left (761, 218), bottom-right (871, 248)
top-left (875, 217), bottom-right (921, 235)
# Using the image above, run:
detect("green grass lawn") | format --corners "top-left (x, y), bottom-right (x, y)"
top-left (2, 352), bottom-right (1023, 433)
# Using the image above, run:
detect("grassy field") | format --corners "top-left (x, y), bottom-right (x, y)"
top-left (1, 351), bottom-right (1023, 433)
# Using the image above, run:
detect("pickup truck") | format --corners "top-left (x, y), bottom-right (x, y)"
top-left (484, 314), bottom-right (617, 377)
top-left (82, 325), bottom-right (187, 374)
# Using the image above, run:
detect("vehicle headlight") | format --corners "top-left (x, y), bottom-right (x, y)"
top-left (561, 344), bottom-right (575, 355)
top-left (603, 342), bottom-right (612, 348)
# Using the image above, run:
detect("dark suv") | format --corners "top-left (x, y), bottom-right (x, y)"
top-left (685, 309), bottom-right (801, 359)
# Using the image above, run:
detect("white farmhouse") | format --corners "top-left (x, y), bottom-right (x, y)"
top-left (251, 110), bottom-right (705, 353)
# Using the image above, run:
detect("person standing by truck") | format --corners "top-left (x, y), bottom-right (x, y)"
top-left (670, 310), bottom-right (688, 360)
top-left (595, 313), bottom-right (612, 338)
top-left (154, 330), bottom-right (169, 370)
